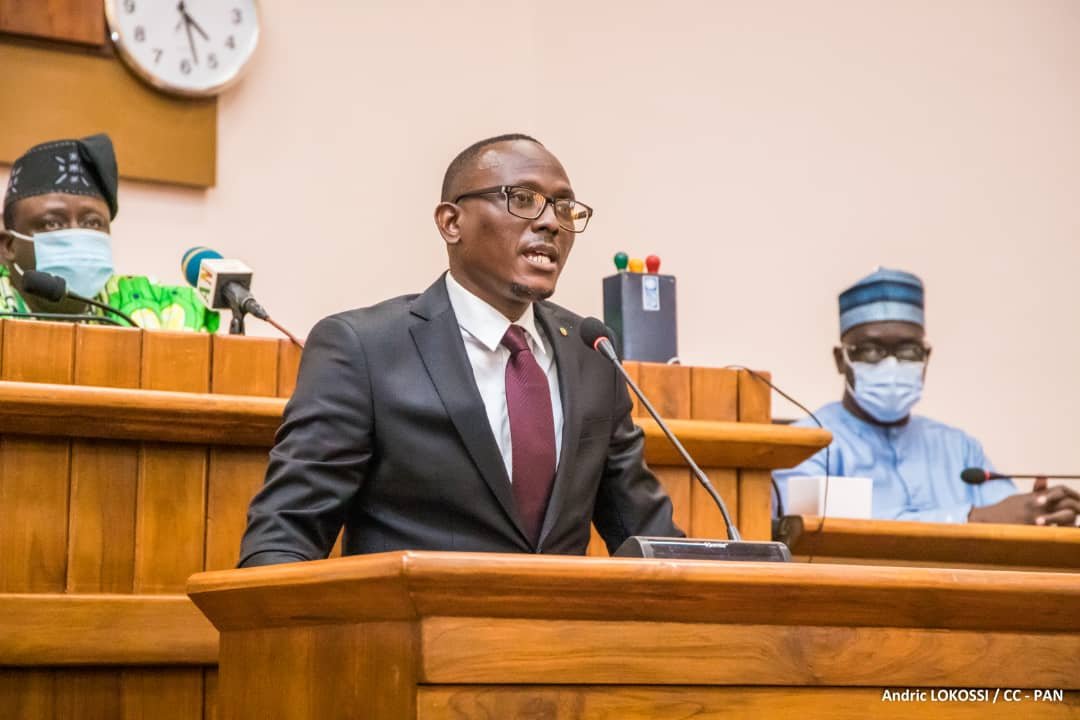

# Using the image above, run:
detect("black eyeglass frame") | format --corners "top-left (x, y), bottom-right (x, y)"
top-left (842, 341), bottom-right (932, 364)
top-left (453, 185), bottom-right (594, 233)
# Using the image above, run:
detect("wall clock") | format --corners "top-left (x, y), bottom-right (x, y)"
top-left (105, 0), bottom-right (259, 97)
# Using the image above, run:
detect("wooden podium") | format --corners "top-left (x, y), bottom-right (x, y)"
top-left (189, 552), bottom-right (1080, 719)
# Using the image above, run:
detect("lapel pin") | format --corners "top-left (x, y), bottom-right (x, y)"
top-left (559, 327), bottom-right (568, 336)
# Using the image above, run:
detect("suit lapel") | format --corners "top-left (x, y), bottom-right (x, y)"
top-left (534, 303), bottom-right (583, 548)
top-left (409, 276), bottom-right (531, 547)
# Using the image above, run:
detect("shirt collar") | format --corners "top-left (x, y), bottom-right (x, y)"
top-left (444, 272), bottom-right (549, 360)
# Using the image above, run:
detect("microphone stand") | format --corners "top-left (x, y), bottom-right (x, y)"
top-left (68, 294), bottom-right (139, 328)
top-left (223, 285), bottom-right (248, 336)
top-left (593, 337), bottom-right (790, 562)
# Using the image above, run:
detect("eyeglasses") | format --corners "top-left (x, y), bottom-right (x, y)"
top-left (453, 185), bottom-right (594, 233)
top-left (844, 341), bottom-right (931, 364)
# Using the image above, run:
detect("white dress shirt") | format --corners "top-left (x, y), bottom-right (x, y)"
top-left (444, 272), bottom-right (564, 482)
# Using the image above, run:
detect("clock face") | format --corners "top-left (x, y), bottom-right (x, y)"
top-left (106, 0), bottom-right (259, 97)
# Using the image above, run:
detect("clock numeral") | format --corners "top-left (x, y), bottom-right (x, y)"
top-left (225, 34), bottom-right (236, 50)
top-left (123, 0), bottom-right (135, 13)
top-left (152, 48), bottom-right (163, 64)
top-left (208, 53), bottom-right (219, 70)
top-left (134, 25), bottom-right (146, 43)
top-left (180, 58), bottom-right (192, 75)
top-left (231, 8), bottom-right (242, 24)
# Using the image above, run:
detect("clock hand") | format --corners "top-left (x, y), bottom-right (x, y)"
top-left (183, 15), bottom-right (199, 65)
top-left (187, 14), bottom-right (210, 41)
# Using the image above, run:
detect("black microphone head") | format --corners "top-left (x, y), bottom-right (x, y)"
top-left (579, 317), bottom-right (613, 352)
top-left (22, 270), bottom-right (67, 302)
top-left (961, 467), bottom-right (989, 485)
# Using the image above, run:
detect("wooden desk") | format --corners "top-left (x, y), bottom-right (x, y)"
top-left (0, 318), bottom-right (829, 717)
top-left (779, 515), bottom-right (1080, 573)
top-left (188, 552), bottom-right (1080, 719)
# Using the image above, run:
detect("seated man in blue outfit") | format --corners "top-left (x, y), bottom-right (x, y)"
top-left (774, 268), bottom-right (1079, 525)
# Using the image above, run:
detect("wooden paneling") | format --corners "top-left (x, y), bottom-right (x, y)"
top-left (67, 324), bottom-right (141, 593)
top-left (737, 369), bottom-right (772, 422)
top-left (419, 617), bottom-right (1079, 687)
top-left (418, 686), bottom-right (1078, 720)
top-left (205, 449), bottom-right (266, 571)
top-left (136, 331), bottom-right (209, 594)
top-left (0, 436), bottom-right (70, 592)
top-left (0, 670), bottom-right (55, 719)
top-left (140, 331), bottom-right (210, 392)
top-left (276, 340), bottom-right (303, 398)
top-left (692, 367), bottom-right (740, 538)
top-left (635, 362), bottom-right (691, 419)
top-left (0, 0), bottom-right (105, 46)
top-left (206, 336), bottom-right (279, 571)
top-left (654, 466), bottom-right (691, 534)
top-left (73, 324), bottom-right (142, 388)
top-left (121, 669), bottom-right (204, 720)
top-left (738, 470), bottom-right (774, 540)
top-left (0, 321), bottom-right (74, 592)
top-left (0, 593), bottom-right (216, 665)
top-left (66, 440), bottom-right (138, 593)
top-left (218, 623), bottom-right (417, 720)
top-left (2, 320), bottom-right (75, 382)
top-left (54, 669), bottom-right (122, 720)
top-left (691, 367), bottom-right (738, 421)
top-left (211, 335), bottom-right (279, 397)
top-left (737, 370), bottom-right (774, 540)
top-left (0, 44), bottom-right (217, 187)
top-left (690, 469), bottom-right (737, 538)
top-left (134, 445), bottom-right (207, 593)
top-left (204, 668), bottom-right (219, 720)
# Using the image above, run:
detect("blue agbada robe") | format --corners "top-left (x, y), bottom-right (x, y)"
top-left (773, 402), bottom-right (1016, 523)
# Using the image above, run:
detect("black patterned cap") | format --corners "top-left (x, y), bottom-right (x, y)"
top-left (4, 133), bottom-right (118, 220)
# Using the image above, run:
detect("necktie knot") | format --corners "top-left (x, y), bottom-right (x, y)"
top-left (501, 325), bottom-right (531, 355)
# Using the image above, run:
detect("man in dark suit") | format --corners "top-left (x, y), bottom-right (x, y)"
top-left (239, 134), bottom-right (682, 567)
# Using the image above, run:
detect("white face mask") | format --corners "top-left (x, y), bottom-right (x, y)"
top-left (845, 354), bottom-right (925, 423)
top-left (10, 228), bottom-right (114, 298)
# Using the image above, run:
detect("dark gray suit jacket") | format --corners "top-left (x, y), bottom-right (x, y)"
top-left (239, 275), bottom-right (682, 567)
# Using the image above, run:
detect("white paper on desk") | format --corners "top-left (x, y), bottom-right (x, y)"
top-left (786, 476), bottom-right (873, 519)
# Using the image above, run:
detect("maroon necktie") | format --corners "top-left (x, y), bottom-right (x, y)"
top-left (501, 325), bottom-right (556, 546)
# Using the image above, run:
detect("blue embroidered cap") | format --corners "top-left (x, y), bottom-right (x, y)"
top-left (839, 267), bottom-right (924, 335)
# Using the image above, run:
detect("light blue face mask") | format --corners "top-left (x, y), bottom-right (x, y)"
top-left (844, 353), bottom-right (925, 423)
top-left (10, 228), bottom-right (114, 298)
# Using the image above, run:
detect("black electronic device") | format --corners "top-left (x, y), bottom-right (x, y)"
top-left (602, 272), bottom-right (678, 362)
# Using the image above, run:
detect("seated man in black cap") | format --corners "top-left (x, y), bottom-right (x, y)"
top-left (1, 133), bottom-right (218, 331)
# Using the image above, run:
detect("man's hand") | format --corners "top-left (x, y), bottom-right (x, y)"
top-left (969, 480), bottom-right (1080, 526)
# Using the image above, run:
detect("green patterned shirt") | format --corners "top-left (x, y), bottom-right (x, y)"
top-left (0, 265), bottom-right (219, 333)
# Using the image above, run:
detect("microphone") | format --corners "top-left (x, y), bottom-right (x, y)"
top-left (181, 247), bottom-right (304, 347)
top-left (21, 270), bottom-right (138, 328)
top-left (180, 247), bottom-right (269, 321)
top-left (579, 317), bottom-right (790, 562)
top-left (961, 467), bottom-right (1080, 485)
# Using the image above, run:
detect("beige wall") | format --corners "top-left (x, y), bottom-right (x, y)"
top-left (3, 0), bottom-right (1079, 484)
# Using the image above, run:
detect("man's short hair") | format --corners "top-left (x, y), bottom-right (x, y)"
top-left (441, 133), bottom-right (542, 202)
top-left (2, 202), bottom-right (14, 232)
